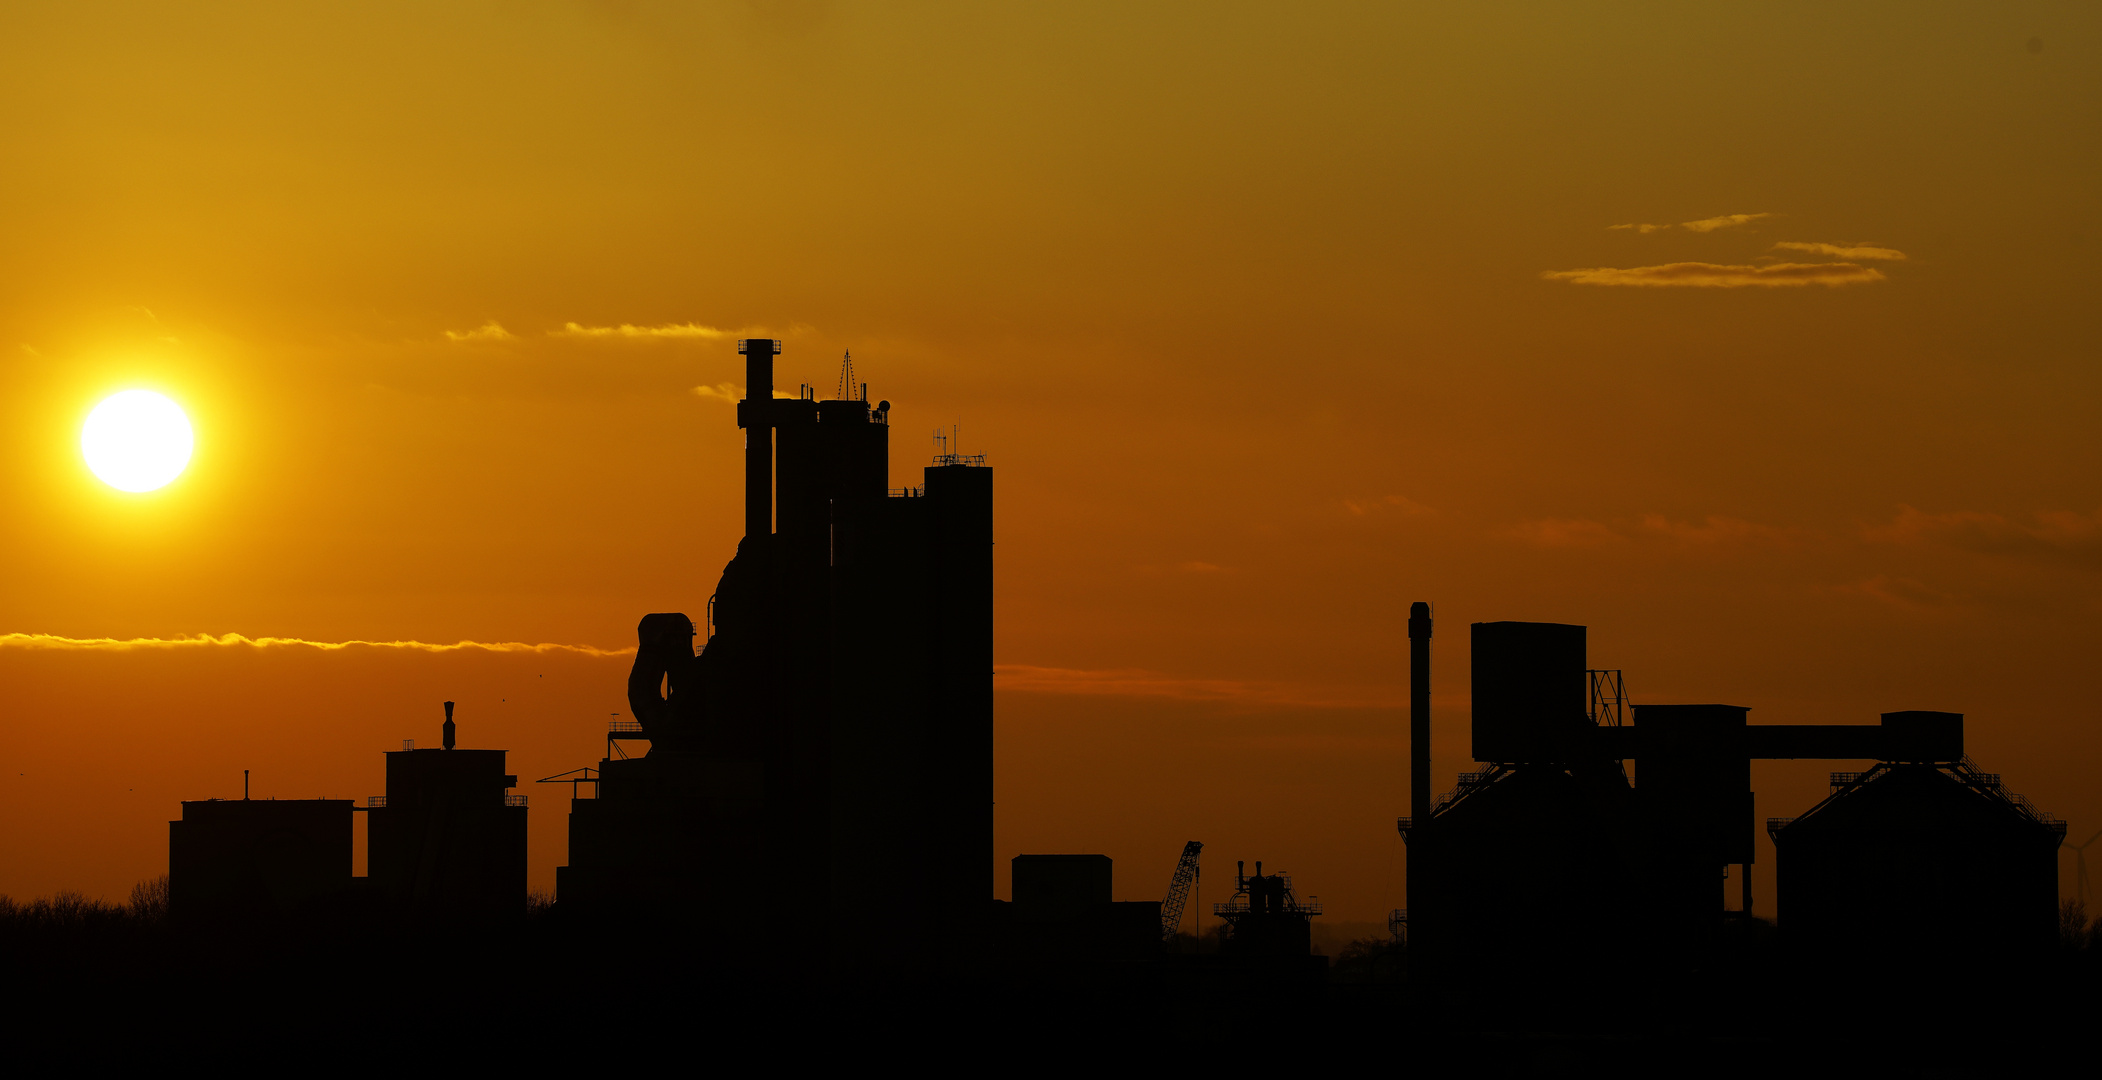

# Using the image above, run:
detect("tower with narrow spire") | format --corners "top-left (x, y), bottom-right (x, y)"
top-left (557, 341), bottom-right (992, 974)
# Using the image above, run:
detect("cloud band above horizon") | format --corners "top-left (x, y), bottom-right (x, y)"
top-left (0, 632), bottom-right (635, 657)
top-left (1543, 261), bottom-right (1887, 288)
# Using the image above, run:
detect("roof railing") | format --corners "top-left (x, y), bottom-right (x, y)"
top-left (1430, 765), bottom-right (1510, 815)
top-left (1211, 898), bottom-right (1323, 916)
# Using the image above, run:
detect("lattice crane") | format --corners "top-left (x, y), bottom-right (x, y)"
top-left (1160, 840), bottom-right (1203, 942)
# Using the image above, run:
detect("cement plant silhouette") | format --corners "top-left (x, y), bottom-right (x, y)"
top-left (4, 343), bottom-right (2097, 1065)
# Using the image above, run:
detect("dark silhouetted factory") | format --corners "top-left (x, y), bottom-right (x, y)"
top-left (161, 351), bottom-right (2071, 1005)
top-left (552, 340), bottom-right (992, 970)
top-left (1398, 605), bottom-right (2067, 981)
top-left (169, 701), bottom-right (525, 919)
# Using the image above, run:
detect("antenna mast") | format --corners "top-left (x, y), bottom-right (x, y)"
top-left (835, 349), bottom-right (855, 401)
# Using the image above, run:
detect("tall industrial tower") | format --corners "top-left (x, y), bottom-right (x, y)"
top-left (557, 339), bottom-right (994, 969)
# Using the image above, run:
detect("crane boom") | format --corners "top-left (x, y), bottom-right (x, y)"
top-left (1160, 840), bottom-right (1203, 942)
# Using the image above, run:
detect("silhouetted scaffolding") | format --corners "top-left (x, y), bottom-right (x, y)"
top-left (1213, 860), bottom-right (1320, 958)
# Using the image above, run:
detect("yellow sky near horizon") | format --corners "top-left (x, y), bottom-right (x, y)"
top-left (3, 2), bottom-right (2100, 921)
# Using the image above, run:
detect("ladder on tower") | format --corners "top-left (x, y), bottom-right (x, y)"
top-left (1160, 840), bottom-right (1203, 943)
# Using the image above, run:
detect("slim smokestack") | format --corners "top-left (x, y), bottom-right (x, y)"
top-left (738, 338), bottom-right (782, 540)
top-left (1409, 601), bottom-right (1433, 824)
top-left (243, 769), bottom-right (249, 800)
top-left (442, 700), bottom-right (456, 751)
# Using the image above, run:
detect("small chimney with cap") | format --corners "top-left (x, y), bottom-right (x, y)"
top-left (442, 701), bottom-right (456, 751)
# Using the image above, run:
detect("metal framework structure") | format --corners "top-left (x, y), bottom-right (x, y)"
top-left (1400, 676), bottom-right (1637, 842)
top-left (1397, 764), bottom-right (1514, 841)
top-left (1212, 873), bottom-right (1323, 917)
top-left (1767, 755), bottom-right (2068, 843)
top-left (606, 717), bottom-right (648, 760)
top-left (536, 766), bottom-right (600, 800)
top-left (1159, 840), bottom-right (1203, 942)
top-left (1588, 669), bottom-right (1626, 727)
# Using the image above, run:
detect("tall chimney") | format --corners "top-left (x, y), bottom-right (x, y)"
top-left (738, 338), bottom-right (782, 540)
top-left (1409, 602), bottom-right (1433, 824)
top-left (442, 700), bottom-right (456, 751)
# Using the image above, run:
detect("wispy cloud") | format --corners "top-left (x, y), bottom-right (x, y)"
top-left (692, 383), bottom-right (803, 403)
top-left (554, 321), bottom-right (730, 340)
top-left (1680, 212), bottom-right (1772, 233)
top-left (1543, 262), bottom-right (1886, 288)
top-left (1863, 506), bottom-right (2102, 569)
top-left (1833, 575), bottom-right (1958, 612)
top-left (1610, 212), bottom-right (1772, 234)
top-left (443, 321), bottom-right (516, 343)
top-left (1638, 514), bottom-right (1799, 546)
top-left (1344, 494), bottom-right (1439, 517)
top-left (1506, 518), bottom-right (1621, 548)
top-left (0, 632), bottom-right (632, 657)
top-left (995, 664), bottom-right (1398, 709)
top-left (1771, 241), bottom-right (1907, 261)
top-left (1504, 513), bottom-right (1800, 550)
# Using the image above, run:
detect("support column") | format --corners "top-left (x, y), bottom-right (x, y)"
top-left (738, 338), bottom-right (780, 540)
top-left (1409, 601), bottom-right (1433, 824)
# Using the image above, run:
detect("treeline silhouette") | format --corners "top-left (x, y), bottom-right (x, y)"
top-left (6, 880), bottom-right (2099, 1066)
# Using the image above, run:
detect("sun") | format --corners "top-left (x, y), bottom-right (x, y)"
top-left (82, 390), bottom-right (194, 492)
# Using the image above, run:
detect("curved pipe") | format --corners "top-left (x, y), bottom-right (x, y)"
top-left (627, 612), bottom-right (695, 737)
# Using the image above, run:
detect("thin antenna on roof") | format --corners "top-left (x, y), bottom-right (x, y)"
top-left (836, 349), bottom-right (855, 400)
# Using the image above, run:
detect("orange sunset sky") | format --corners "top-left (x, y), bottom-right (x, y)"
top-left (3, 3), bottom-right (2099, 928)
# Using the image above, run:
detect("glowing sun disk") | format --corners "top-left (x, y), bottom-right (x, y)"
top-left (82, 390), bottom-right (193, 492)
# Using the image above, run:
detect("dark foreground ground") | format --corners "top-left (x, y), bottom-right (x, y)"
top-left (5, 893), bottom-right (2098, 1071)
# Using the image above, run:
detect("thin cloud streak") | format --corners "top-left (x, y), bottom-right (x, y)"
top-left (1543, 262), bottom-right (1886, 288)
top-left (1506, 517), bottom-right (1621, 548)
top-left (443, 321), bottom-right (516, 342)
top-left (1344, 494), bottom-right (1439, 517)
top-left (693, 383), bottom-right (805, 403)
top-left (1680, 212), bottom-right (1772, 233)
top-left (553, 321), bottom-right (731, 340)
top-left (1610, 212), bottom-right (1771, 234)
top-left (1863, 506), bottom-right (2102, 569)
top-left (1832, 575), bottom-right (1959, 612)
top-left (1638, 514), bottom-right (1800, 546)
top-left (1772, 241), bottom-right (1907, 261)
top-left (1506, 513), bottom-right (1801, 550)
top-left (0, 632), bottom-right (634, 657)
